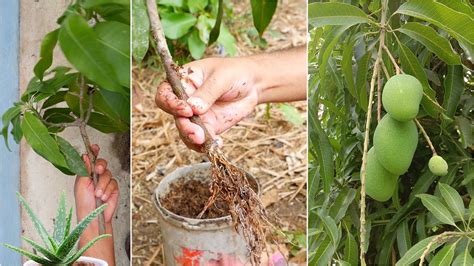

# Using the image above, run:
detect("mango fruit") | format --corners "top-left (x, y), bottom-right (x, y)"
top-left (428, 155), bottom-right (448, 176)
top-left (366, 147), bottom-right (398, 202)
top-left (374, 115), bottom-right (418, 175)
top-left (382, 74), bottom-right (423, 122)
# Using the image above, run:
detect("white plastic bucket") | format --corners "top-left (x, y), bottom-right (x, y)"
top-left (24, 256), bottom-right (108, 265)
top-left (154, 162), bottom-right (260, 265)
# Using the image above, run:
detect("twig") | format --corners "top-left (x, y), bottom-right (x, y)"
top-left (360, 1), bottom-right (388, 264)
top-left (383, 45), bottom-right (401, 75)
top-left (415, 119), bottom-right (437, 155)
top-left (78, 79), bottom-right (106, 235)
top-left (418, 231), bottom-right (466, 266)
top-left (145, 0), bottom-right (215, 152)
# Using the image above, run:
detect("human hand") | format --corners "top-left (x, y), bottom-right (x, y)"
top-left (74, 144), bottom-right (119, 223)
top-left (155, 57), bottom-right (260, 152)
top-left (74, 144), bottom-right (117, 265)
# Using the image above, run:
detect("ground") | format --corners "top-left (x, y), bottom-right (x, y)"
top-left (131, 0), bottom-right (307, 264)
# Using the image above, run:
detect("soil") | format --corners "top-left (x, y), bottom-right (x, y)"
top-left (72, 263), bottom-right (94, 266)
top-left (160, 168), bottom-right (258, 219)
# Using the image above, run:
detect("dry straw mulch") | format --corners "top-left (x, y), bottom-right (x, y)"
top-left (132, 0), bottom-right (307, 264)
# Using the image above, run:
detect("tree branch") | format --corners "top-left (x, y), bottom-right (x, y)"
top-left (383, 45), bottom-right (401, 75)
top-left (415, 119), bottom-right (437, 155)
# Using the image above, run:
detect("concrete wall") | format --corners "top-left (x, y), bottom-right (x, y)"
top-left (19, 1), bottom-right (130, 264)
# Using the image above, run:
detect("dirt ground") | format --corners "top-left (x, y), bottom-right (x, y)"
top-left (131, 0), bottom-right (307, 264)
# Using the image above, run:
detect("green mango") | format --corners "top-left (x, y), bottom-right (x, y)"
top-left (382, 74), bottom-right (423, 122)
top-left (366, 147), bottom-right (399, 202)
top-left (374, 115), bottom-right (418, 175)
top-left (428, 155), bottom-right (448, 176)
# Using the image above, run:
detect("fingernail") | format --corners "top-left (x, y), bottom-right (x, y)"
top-left (95, 189), bottom-right (103, 198)
top-left (187, 97), bottom-right (206, 111)
top-left (96, 165), bottom-right (104, 173)
top-left (271, 253), bottom-right (286, 266)
top-left (101, 194), bottom-right (108, 201)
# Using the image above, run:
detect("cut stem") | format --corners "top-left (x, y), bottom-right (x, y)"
top-left (415, 119), bottom-right (437, 155)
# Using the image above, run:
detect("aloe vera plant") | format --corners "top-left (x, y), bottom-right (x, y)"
top-left (1, 192), bottom-right (110, 265)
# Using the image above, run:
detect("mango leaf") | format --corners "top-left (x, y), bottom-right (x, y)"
top-left (396, 220), bottom-right (412, 258)
top-left (397, 22), bottom-right (460, 65)
top-left (398, 42), bottom-right (442, 117)
top-left (342, 39), bottom-right (356, 98)
top-left (1, 105), bottom-right (21, 151)
top-left (443, 65), bottom-right (464, 118)
top-left (53, 192), bottom-right (67, 243)
top-left (308, 2), bottom-right (370, 28)
top-left (55, 204), bottom-right (107, 258)
top-left (58, 14), bottom-right (123, 93)
top-left (430, 242), bottom-right (456, 266)
top-left (21, 112), bottom-right (68, 169)
top-left (93, 89), bottom-right (130, 127)
top-left (132, 0), bottom-right (149, 62)
top-left (188, 0), bottom-right (208, 13)
top-left (317, 212), bottom-right (340, 247)
top-left (277, 104), bottom-right (304, 125)
top-left (56, 136), bottom-right (88, 177)
top-left (88, 112), bottom-right (128, 133)
top-left (452, 244), bottom-right (474, 266)
top-left (328, 188), bottom-right (356, 223)
top-left (188, 30), bottom-right (206, 59)
top-left (396, 236), bottom-right (443, 266)
top-left (343, 232), bottom-right (358, 266)
top-left (93, 4), bottom-right (130, 24)
top-left (34, 29), bottom-right (59, 81)
top-left (417, 194), bottom-right (456, 226)
top-left (82, 0), bottom-right (128, 8)
top-left (95, 21), bottom-right (130, 88)
top-left (455, 116), bottom-right (472, 149)
top-left (309, 109), bottom-right (334, 193)
top-left (11, 114), bottom-right (23, 144)
top-left (160, 12), bottom-right (197, 39)
top-left (355, 52), bottom-right (370, 111)
top-left (396, 0), bottom-right (474, 60)
top-left (250, 0), bottom-right (277, 37)
top-left (438, 183), bottom-right (465, 221)
top-left (311, 236), bottom-right (336, 266)
top-left (208, 0), bottom-right (222, 44)
top-left (42, 91), bottom-right (68, 109)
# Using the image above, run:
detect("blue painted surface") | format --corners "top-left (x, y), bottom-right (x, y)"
top-left (0, 1), bottom-right (21, 264)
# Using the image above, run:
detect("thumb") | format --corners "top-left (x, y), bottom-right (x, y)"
top-left (187, 76), bottom-right (225, 115)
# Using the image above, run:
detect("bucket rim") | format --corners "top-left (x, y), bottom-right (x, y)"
top-left (153, 162), bottom-right (260, 230)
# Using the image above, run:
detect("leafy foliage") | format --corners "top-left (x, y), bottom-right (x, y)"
top-left (1, 192), bottom-right (110, 264)
top-left (1, 0), bottom-right (130, 175)
top-left (132, 0), bottom-right (279, 62)
top-left (308, 0), bottom-right (473, 265)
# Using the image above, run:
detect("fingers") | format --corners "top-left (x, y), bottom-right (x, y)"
top-left (102, 178), bottom-right (118, 202)
top-left (155, 82), bottom-right (193, 117)
top-left (176, 117), bottom-right (206, 145)
top-left (187, 76), bottom-right (225, 115)
top-left (95, 169), bottom-right (112, 198)
top-left (95, 158), bottom-right (107, 174)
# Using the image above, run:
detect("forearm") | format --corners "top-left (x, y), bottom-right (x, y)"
top-left (79, 221), bottom-right (116, 265)
top-left (249, 46), bottom-right (307, 104)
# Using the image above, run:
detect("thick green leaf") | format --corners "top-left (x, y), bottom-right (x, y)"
top-left (21, 112), bottom-right (68, 169)
top-left (56, 204), bottom-right (107, 258)
top-left (452, 244), bottom-right (474, 266)
top-left (93, 4), bottom-right (130, 24)
top-left (17, 193), bottom-right (52, 249)
top-left (160, 12), bottom-right (197, 39)
top-left (22, 237), bottom-right (61, 262)
top-left (1, 244), bottom-right (51, 264)
top-left (398, 42), bottom-right (441, 117)
top-left (188, 30), bottom-right (206, 59)
top-left (34, 29), bottom-right (59, 81)
top-left (250, 0), bottom-right (277, 36)
top-left (132, 0), bottom-right (149, 62)
top-left (443, 65), bottom-right (464, 118)
top-left (397, 22), bottom-right (460, 65)
top-left (93, 89), bottom-right (130, 127)
top-left (355, 52), bottom-right (370, 111)
top-left (56, 136), bottom-right (88, 177)
top-left (308, 2), bottom-right (370, 27)
top-left (317, 212), bottom-right (340, 247)
top-left (64, 207), bottom-right (73, 240)
top-left (216, 25), bottom-right (236, 56)
top-left (94, 21), bottom-right (130, 88)
top-left (188, 0), bottom-right (208, 13)
top-left (208, 0), bottom-right (222, 44)
top-left (1, 105), bottom-right (21, 151)
top-left (438, 183), bottom-right (465, 221)
top-left (53, 192), bottom-right (67, 244)
top-left (396, 236), bottom-right (443, 266)
top-left (343, 232), bottom-right (358, 266)
top-left (59, 14), bottom-right (123, 93)
top-left (396, 0), bottom-right (474, 58)
top-left (396, 220), bottom-right (412, 257)
top-left (430, 242), bottom-right (456, 266)
top-left (87, 112), bottom-right (128, 133)
top-left (64, 234), bottom-right (111, 264)
top-left (277, 103), bottom-right (304, 126)
top-left (42, 91), bottom-right (67, 109)
top-left (11, 114), bottom-right (23, 144)
top-left (417, 194), bottom-right (456, 226)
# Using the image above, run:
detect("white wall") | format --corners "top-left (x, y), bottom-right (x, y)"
top-left (19, 1), bottom-right (130, 264)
